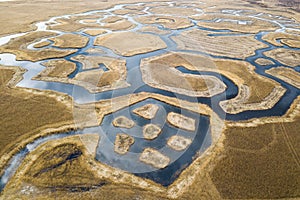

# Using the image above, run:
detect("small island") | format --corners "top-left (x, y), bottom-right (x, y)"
top-left (112, 116), bottom-right (135, 129)
top-left (143, 124), bottom-right (162, 140)
top-left (139, 148), bottom-right (170, 169)
top-left (133, 104), bottom-right (159, 119)
top-left (167, 135), bottom-right (192, 151)
top-left (167, 112), bottom-right (196, 132)
top-left (114, 133), bottom-right (135, 155)
top-left (255, 58), bottom-right (275, 66)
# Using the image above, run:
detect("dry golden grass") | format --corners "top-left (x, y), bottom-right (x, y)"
top-left (97, 71), bottom-right (121, 87)
top-left (196, 14), bottom-right (279, 33)
top-left (215, 59), bottom-right (278, 103)
top-left (33, 40), bottom-right (51, 48)
top-left (112, 8), bottom-right (146, 15)
top-left (266, 67), bottom-right (300, 89)
top-left (0, 0), bottom-right (297, 38)
top-left (138, 26), bottom-right (171, 35)
top-left (210, 118), bottom-right (300, 199)
top-left (0, 67), bottom-right (73, 159)
top-left (50, 33), bottom-right (89, 49)
top-left (49, 18), bottom-right (101, 32)
top-left (147, 63), bottom-right (209, 92)
top-left (148, 6), bottom-right (200, 16)
top-left (50, 17), bottom-right (135, 32)
top-left (0, 0), bottom-right (110, 36)
top-left (83, 29), bottom-right (107, 36)
top-left (101, 20), bottom-right (137, 31)
top-left (172, 29), bottom-right (267, 59)
top-left (71, 55), bottom-right (128, 89)
top-left (264, 48), bottom-right (300, 67)
top-left (101, 16), bottom-right (124, 23)
top-left (0, 68), bottom-right (14, 87)
top-left (35, 56), bottom-right (129, 93)
top-left (24, 143), bottom-right (106, 188)
top-left (135, 15), bottom-right (193, 30)
top-left (1, 135), bottom-right (169, 200)
top-left (262, 32), bottom-right (300, 48)
top-left (255, 58), bottom-right (275, 66)
top-left (281, 39), bottom-right (300, 48)
top-left (73, 69), bottom-right (123, 89)
top-left (40, 59), bottom-right (77, 78)
top-left (94, 32), bottom-right (167, 56)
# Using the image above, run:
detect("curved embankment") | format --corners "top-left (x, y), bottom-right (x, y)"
top-left (141, 52), bottom-right (287, 114)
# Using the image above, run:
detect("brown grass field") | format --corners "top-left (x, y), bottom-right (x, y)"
top-left (211, 118), bottom-right (300, 199)
top-left (40, 59), bottom-right (77, 78)
top-left (0, 67), bottom-right (74, 168)
top-left (50, 33), bottom-right (89, 49)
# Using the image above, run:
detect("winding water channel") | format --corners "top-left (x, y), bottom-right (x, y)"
top-left (0, 1), bottom-right (300, 190)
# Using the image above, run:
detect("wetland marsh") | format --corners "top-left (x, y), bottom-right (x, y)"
top-left (0, 0), bottom-right (299, 199)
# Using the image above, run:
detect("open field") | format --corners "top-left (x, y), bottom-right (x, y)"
top-left (38, 59), bottom-right (76, 78)
top-left (0, 0), bottom-right (298, 37)
top-left (210, 98), bottom-right (300, 199)
top-left (138, 26), bottom-right (171, 35)
top-left (196, 14), bottom-right (279, 33)
top-left (266, 67), bottom-right (300, 89)
top-left (148, 6), bottom-right (200, 16)
top-left (262, 32), bottom-right (300, 48)
top-left (50, 34), bottom-right (89, 49)
top-left (172, 29), bottom-right (267, 59)
top-left (135, 15), bottom-right (193, 30)
top-left (264, 48), bottom-right (300, 67)
top-left (94, 32), bottom-right (167, 56)
top-left (49, 17), bottom-right (102, 32)
top-left (0, 67), bottom-right (74, 175)
top-left (112, 8), bottom-right (146, 15)
top-left (84, 29), bottom-right (107, 37)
